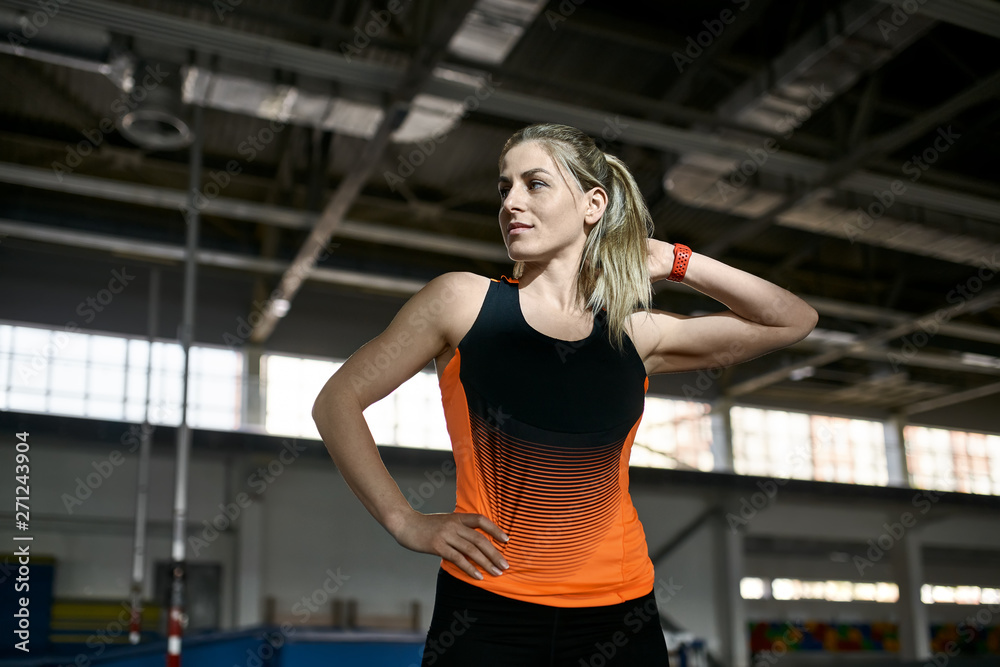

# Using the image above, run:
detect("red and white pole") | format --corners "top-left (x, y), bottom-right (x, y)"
top-left (166, 564), bottom-right (185, 667)
top-left (128, 585), bottom-right (143, 645)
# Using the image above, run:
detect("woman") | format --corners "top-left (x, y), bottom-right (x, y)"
top-left (312, 124), bottom-right (818, 666)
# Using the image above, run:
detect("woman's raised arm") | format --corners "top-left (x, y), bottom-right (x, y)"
top-left (633, 239), bottom-right (819, 375)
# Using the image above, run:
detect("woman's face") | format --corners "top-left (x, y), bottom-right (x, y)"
top-left (497, 141), bottom-right (601, 265)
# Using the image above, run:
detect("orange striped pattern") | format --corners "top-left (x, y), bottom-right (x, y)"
top-left (438, 348), bottom-right (655, 607)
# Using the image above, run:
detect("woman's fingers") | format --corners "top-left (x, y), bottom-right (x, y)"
top-left (433, 519), bottom-right (498, 580)
top-left (467, 513), bottom-right (510, 544)
top-left (441, 544), bottom-right (484, 580)
top-left (458, 514), bottom-right (510, 575)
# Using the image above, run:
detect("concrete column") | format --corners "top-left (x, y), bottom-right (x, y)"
top-left (711, 398), bottom-right (735, 474)
top-left (892, 528), bottom-right (930, 661)
top-left (714, 514), bottom-right (748, 667)
top-left (243, 345), bottom-right (266, 431)
top-left (884, 412), bottom-right (909, 487)
top-left (235, 497), bottom-right (264, 627)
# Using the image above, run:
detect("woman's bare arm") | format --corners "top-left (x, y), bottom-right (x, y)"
top-left (311, 272), bottom-right (509, 579)
top-left (633, 239), bottom-right (819, 374)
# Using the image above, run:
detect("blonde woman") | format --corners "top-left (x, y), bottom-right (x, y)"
top-left (312, 124), bottom-right (818, 665)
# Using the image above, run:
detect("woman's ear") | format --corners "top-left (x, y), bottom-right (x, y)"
top-left (583, 186), bottom-right (609, 225)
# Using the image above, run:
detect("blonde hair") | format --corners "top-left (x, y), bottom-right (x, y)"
top-left (499, 123), bottom-right (654, 351)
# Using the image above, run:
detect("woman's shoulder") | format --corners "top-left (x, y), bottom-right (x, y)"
top-left (414, 272), bottom-right (494, 319)
top-left (424, 271), bottom-right (493, 297)
top-left (417, 272), bottom-right (495, 349)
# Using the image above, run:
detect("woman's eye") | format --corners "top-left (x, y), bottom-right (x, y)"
top-left (499, 181), bottom-right (544, 200)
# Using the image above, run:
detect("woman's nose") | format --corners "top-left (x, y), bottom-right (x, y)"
top-left (503, 188), bottom-right (525, 212)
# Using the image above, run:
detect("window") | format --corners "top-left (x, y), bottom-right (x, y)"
top-left (732, 407), bottom-right (813, 479)
top-left (732, 407), bottom-right (887, 485)
top-left (0, 322), bottom-right (242, 430)
top-left (811, 415), bottom-right (888, 485)
top-left (743, 577), bottom-right (899, 603)
top-left (633, 397), bottom-right (713, 470)
top-left (905, 426), bottom-right (1000, 495)
top-left (921, 585), bottom-right (1000, 605)
top-left (263, 354), bottom-right (340, 438)
top-left (186, 346), bottom-right (243, 431)
top-left (743, 579), bottom-right (1000, 605)
top-left (262, 354), bottom-right (451, 450)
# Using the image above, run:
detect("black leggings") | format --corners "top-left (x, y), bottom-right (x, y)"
top-left (420, 567), bottom-right (670, 667)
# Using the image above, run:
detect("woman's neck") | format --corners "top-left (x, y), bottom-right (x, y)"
top-left (516, 255), bottom-right (589, 315)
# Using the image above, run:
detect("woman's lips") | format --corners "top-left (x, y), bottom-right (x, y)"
top-left (508, 222), bottom-right (532, 235)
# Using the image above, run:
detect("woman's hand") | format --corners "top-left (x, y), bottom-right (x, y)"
top-left (390, 509), bottom-right (510, 580)
top-left (645, 238), bottom-right (676, 283)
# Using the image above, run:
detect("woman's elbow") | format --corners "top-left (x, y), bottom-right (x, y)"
top-left (311, 379), bottom-right (344, 424)
top-left (312, 376), bottom-right (362, 425)
top-left (790, 305), bottom-right (819, 342)
top-left (311, 389), bottom-right (329, 426)
top-left (805, 304), bottom-right (819, 331)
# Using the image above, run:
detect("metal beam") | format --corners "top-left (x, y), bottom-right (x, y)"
top-left (902, 380), bottom-right (1000, 415)
top-left (442, 55), bottom-right (832, 154)
top-left (0, 163), bottom-right (510, 261)
top-left (0, 218), bottom-right (427, 294)
top-left (247, 0), bottom-right (479, 343)
top-left (1, 0), bottom-right (404, 90)
top-left (855, 347), bottom-right (1000, 376)
top-left (727, 287), bottom-right (1000, 397)
top-left (6, 134), bottom-right (998, 245)
top-left (804, 296), bottom-right (1000, 346)
top-left (792, 337), bottom-right (1000, 377)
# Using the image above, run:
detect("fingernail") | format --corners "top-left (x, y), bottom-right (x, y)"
top-left (474, 571), bottom-right (484, 580)
top-left (501, 560), bottom-right (509, 570)
top-left (502, 534), bottom-right (510, 542)
top-left (491, 566), bottom-right (503, 576)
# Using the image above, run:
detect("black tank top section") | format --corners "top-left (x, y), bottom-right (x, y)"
top-left (457, 276), bottom-right (647, 438)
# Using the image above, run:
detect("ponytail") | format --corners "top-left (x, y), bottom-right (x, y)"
top-left (580, 153), bottom-right (654, 350)
top-left (503, 124), bottom-right (653, 351)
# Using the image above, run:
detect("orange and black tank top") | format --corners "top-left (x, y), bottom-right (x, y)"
top-left (437, 275), bottom-right (655, 607)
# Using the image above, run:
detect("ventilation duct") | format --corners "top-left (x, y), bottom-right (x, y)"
top-left (447, 0), bottom-right (548, 64)
top-left (179, 65), bottom-right (489, 143)
top-left (117, 61), bottom-right (193, 151)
